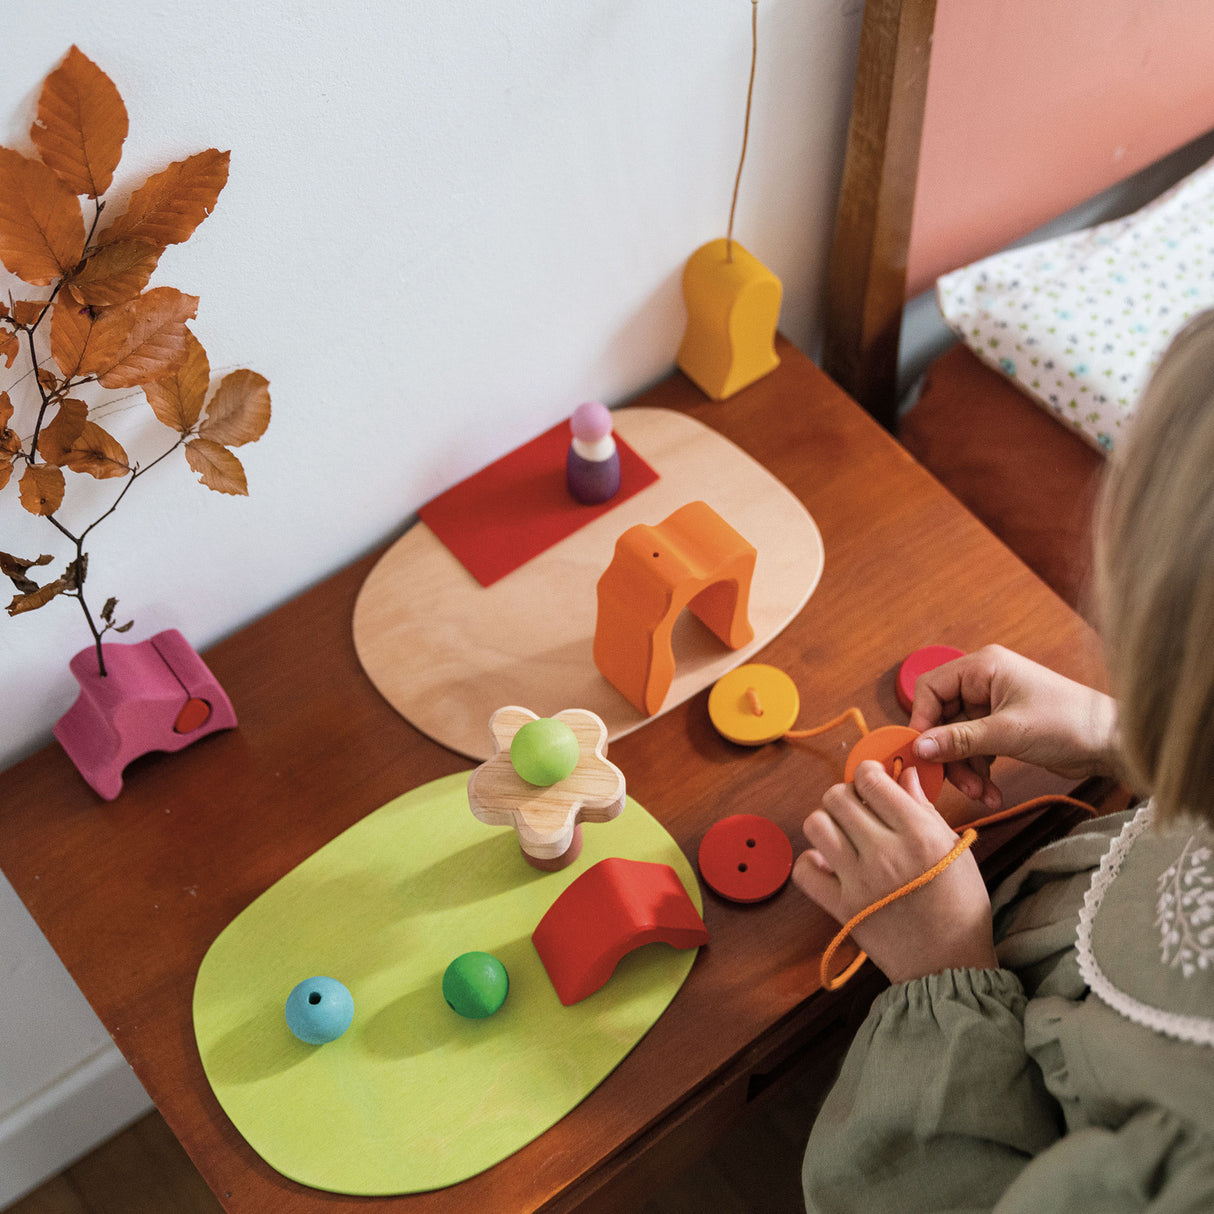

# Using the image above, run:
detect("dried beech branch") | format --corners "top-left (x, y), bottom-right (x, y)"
top-left (0, 47), bottom-right (270, 677)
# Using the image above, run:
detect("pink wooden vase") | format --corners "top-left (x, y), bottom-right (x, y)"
top-left (53, 629), bottom-right (236, 801)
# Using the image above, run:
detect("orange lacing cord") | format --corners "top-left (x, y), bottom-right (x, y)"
top-left (818, 792), bottom-right (1102, 990)
top-left (768, 694), bottom-right (1102, 990)
top-left (819, 828), bottom-right (979, 990)
top-left (783, 706), bottom-right (870, 742)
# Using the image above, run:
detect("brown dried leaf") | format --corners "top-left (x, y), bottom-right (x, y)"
top-left (36, 367), bottom-right (59, 391)
top-left (0, 550), bottom-right (54, 592)
top-left (7, 576), bottom-right (69, 615)
top-left (0, 146), bottom-right (86, 284)
top-left (61, 418), bottom-right (129, 479)
top-left (10, 299), bottom-right (48, 326)
top-left (50, 296), bottom-right (119, 378)
top-left (185, 437), bottom-right (247, 495)
top-left (0, 393), bottom-right (15, 490)
top-left (144, 329), bottom-right (208, 433)
top-left (0, 393), bottom-right (16, 476)
top-left (61, 555), bottom-right (85, 592)
top-left (199, 369), bottom-right (270, 448)
top-left (30, 46), bottom-right (128, 199)
top-left (0, 328), bottom-right (18, 369)
top-left (65, 240), bottom-right (163, 307)
top-left (94, 287), bottom-right (198, 388)
top-left (19, 462), bottom-right (65, 514)
top-left (36, 397), bottom-right (88, 465)
top-left (101, 149), bottom-right (230, 247)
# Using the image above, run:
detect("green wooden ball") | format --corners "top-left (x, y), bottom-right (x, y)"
top-left (442, 952), bottom-right (510, 1019)
top-left (509, 717), bottom-right (580, 786)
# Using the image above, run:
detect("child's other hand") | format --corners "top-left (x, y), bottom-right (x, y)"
top-left (908, 645), bottom-right (1119, 811)
top-left (793, 760), bottom-right (998, 984)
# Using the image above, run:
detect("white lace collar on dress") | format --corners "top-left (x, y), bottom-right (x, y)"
top-left (1077, 801), bottom-right (1214, 1046)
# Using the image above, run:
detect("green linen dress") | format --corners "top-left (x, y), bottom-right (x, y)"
top-left (802, 804), bottom-right (1214, 1212)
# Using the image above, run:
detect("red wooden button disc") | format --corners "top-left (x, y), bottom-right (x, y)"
top-left (896, 645), bottom-right (965, 713)
top-left (698, 814), bottom-right (794, 903)
top-left (844, 725), bottom-right (945, 803)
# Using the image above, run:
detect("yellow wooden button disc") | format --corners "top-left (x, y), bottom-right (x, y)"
top-left (708, 664), bottom-right (800, 745)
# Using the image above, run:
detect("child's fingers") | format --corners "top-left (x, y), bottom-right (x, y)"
top-left (802, 848), bottom-right (835, 875)
top-left (945, 760), bottom-right (1003, 810)
top-left (914, 718), bottom-right (997, 765)
top-left (791, 849), bottom-right (842, 916)
top-left (802, 806), bottom-right (858, 867)
top-left (899, 763), bottom-right (927, 803)
top-left (849, 761), bottom-right (934, 832)
top-left (906, 659), bottom-right (973, 732)
top-left (820, 774), bottom-right (902, 854)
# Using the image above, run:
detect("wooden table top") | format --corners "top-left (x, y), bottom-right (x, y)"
top-left (0, 337), bottom-right (1108, 1212)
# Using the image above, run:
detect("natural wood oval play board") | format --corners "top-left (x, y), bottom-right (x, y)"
top-left (353, 407), bottom-right (824, 759)
top-left (193, 771), bottom-right (702, 1196)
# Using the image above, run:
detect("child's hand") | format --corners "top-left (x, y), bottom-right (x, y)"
top-left (793, 760), bottom-right (998, 983)
top-left (909, 645), bottom-right (1119, 811)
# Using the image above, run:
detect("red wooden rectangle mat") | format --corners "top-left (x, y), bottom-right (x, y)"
top-left (418, 420), bottom-right (658, 587)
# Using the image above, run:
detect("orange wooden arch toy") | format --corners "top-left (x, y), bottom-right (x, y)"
top-left (593, 501), bottom-right (756, 716)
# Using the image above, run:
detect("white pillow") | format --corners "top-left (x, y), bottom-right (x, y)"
top-left (936, 155), bottom-right (1214, 455)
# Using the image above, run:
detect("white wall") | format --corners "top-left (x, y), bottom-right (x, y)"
top-left (0, 0), bottom-right (862, 1202)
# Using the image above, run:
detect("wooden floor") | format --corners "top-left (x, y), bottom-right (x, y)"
top-left (7, 1062), bottom-right (824, 1214)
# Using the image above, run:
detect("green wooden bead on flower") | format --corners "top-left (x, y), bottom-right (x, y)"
top-left (509, 717), bottom-right (580, 786)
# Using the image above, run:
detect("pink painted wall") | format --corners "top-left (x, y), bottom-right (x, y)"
top-left (907, 0), bottom-right (1214, 296)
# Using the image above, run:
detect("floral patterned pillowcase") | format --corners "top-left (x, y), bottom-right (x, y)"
top-left (936, 156), bottom-right (1214, 456)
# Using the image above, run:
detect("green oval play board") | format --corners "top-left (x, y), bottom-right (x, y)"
top-left (192, 771), bottom-right (704, 1196)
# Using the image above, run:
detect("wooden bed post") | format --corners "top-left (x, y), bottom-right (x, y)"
top-left (821, 0), bottom-right (937, 430)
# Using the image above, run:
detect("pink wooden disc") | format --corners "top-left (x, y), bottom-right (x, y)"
top-left (896, 645), bottom-right (965, 713)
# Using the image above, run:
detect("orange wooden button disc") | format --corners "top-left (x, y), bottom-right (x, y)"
top-left (698, 814), bottom-right (794, 903)
top-left (844, 725), bottom-right (944, 803)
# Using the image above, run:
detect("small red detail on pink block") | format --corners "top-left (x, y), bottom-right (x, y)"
top-left (698, 814), bottom-right (793, 903)
top-left (174, 697), bottom-right (213, 734)
top-left (532, 857), bottom-right (709, 1006)
top-left (53, 629), bottom-right (236, 801)
top-left (896, 645), bottom-right (965, 713)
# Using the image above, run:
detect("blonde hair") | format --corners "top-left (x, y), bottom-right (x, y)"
top-left (1096, 310), bottom-right (1214, 826)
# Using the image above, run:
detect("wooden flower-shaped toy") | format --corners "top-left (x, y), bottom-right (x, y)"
top-left (467, 707), bottom-right (626, 869)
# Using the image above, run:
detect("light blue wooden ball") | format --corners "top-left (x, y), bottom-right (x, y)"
top-left (285, 976), bottom-right (354, 1044)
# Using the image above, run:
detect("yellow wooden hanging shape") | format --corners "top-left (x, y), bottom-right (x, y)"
top-left (676, 238), bottom-right (781, 400)
top-left (674, 1), bottom-right (781, 401)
